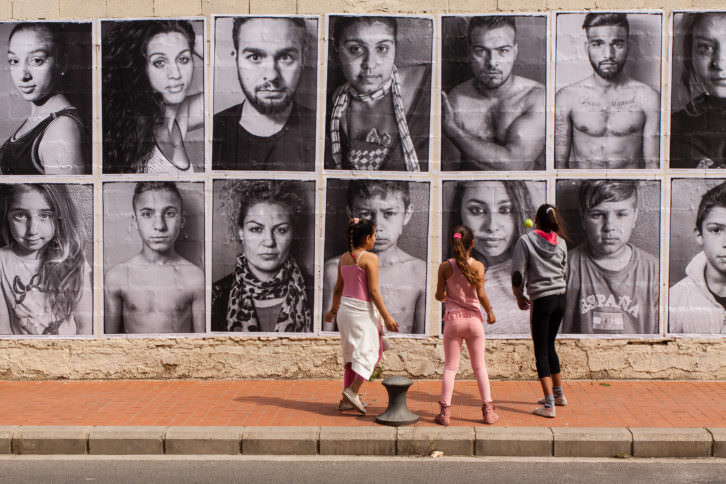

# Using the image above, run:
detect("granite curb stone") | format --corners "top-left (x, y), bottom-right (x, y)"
top-left (88, 426), bottom-right (166, 455)
top-left (707, 428), bottom-right (726, 458)
top-left (319, 426), bottom-right (396, 455)
top-left (165, 426), bottom-right (244, 455)
top-left (631, 428), bottom-right (712, 457)
top-left (552, 427), bottom-right (632, 457)
top-left (397, 426), bottom-right (474, 456)
top-left (14, 426), bottom-right (90, 455)
top-left (0, 427), bottom-right (17, 454)
top-left (475, 426), bottom-right (552, 456)
top-left (243, 426), bottom-right (319, 455)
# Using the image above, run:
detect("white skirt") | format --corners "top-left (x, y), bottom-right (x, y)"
top-left (338, 296), bottom-right (381, 380)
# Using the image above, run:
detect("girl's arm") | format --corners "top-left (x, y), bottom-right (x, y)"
top-left (362, 253), bottom-right (399, 332)
top-left (510, 238), bottom-right (531, 310)
top-left (73, 264), bottom-right (94, 335)
top-left (324, 259), bottom-right (344, 324)
top-left (473, 261), bottom-right (495, 324)
top-left (39, 117), bottom-right (86, 175)
top-left (435, 261), bottom-right (450, 302)
top-left (0, 287), bottom-right (12, 334)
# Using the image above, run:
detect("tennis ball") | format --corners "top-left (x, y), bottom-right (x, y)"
top-left (524, 218), bottom-right (534, 228)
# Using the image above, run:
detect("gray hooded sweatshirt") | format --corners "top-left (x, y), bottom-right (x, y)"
top-left (511, 231), bottom-right (567, 301)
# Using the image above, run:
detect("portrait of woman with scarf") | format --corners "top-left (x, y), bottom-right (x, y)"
top-left (324, 15), bottom-right (432, 172)
top-left (211, 179), bottom-right (314, 333)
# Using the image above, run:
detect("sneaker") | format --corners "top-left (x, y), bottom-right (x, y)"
top-left (342, 388), bottom-right (366, 414)
top-left (434, 401), bottom-right (451, 426)
top-left (482, 402), bottom-right (499, 425)
top-left (338, 398), bottom-right (368, 411)
top-left (537, 395), bottom-right (568, 406)
top-left (533, 406), bottom-right (556, 418)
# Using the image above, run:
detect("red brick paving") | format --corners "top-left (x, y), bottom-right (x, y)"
top-left (0, 379), bottom-right (723, 428)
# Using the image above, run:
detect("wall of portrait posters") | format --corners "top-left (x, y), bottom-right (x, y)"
top-left (0, 10), bottom-right (725, 345)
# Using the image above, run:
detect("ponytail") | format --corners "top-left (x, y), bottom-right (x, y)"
top-left (347, 217), bottom-right (376, 252)
top-left (451, 225), bottom-right (480, 287)
top-left (535, 204), bottom-right (568, 239)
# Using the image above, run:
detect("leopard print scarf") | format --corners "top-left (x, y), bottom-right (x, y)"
top-left (225, 255), bottom-right (312, 333)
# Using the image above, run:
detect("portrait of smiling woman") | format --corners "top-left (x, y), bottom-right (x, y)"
top-left (0, 22), bottom-right (92, 175)
top-left (443, 179), bottom-right (545, 335)
top-left (325, 15), bottom-right (433, 172)
top-left (102, 19), bottom-right (205, 173)
top-left (212, 179), bottom-right (315, 333)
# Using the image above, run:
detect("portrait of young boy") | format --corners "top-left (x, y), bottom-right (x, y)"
top-left (669, 180), bottom-right (726, 334)
top-left (322, 178), bottom-right (429, 334)
top-left (559, 179), bottom-right (660, 334)
top-left (104, 182), bottom-right (205, 334)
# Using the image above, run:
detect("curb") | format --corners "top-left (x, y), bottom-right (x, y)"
top-left (0, 426), bottom-right (724, 457)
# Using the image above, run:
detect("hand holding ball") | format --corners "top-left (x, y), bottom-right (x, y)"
top-left (524, 218), bottom-right (534, 229)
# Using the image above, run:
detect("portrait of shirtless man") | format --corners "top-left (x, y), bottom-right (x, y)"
top-left (443, 16), bottom-right (545, 171)
top-left (104, 182), bottom-right (205, 334)
top-left (555, 13), bottom-right (660, 169)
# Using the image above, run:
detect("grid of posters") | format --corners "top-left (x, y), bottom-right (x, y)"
top-left (0, 11), bottom-right (723, 339)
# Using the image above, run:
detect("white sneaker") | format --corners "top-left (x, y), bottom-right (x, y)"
top-left (342, 388), bottom-right (366, 414)
top-left (338, 398), bottom-right (368, 411)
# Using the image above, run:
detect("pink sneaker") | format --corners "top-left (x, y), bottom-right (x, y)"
top-left (482, 402), bottom-right (499, 424)
top-left (434, 401), bottom-right (451, 426)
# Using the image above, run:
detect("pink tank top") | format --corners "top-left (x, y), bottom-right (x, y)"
top-left (445, 258), bottom-right (482, 321)
top-left (341, 251), bottom-right (371, 302)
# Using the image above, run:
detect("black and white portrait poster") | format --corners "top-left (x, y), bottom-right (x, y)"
top-left (324, 15), bottom-right (433, 172)
top-left (441, 179), bottom-right (546, 335)
top-left (670, 11), bottom-right (726, 169)
top-left (103, 181), bottom-right (205, 335)
top-left (0, 183), bottom-right (94, 336)
top-left (555, 12), bottom-right (662, 170)
top-left (440, 15), bottom-right (547, 171)
top-left (556, 178), bottom-right (661, 335)
top-left (211, 178), bottom-right (316, 334)
top-left (322, 177), bottom-right (430, 335)
top-left (669, 178), bottom-right (726, 335)
top-left (0, 22), bottom-right (93, 175)
top-left (212, 16), bottom-right (319, 172)
top-left (101, 18), bottom-right (206, 174)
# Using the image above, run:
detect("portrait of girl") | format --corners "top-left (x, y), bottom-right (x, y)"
top-left (102, 19), bottom-right (205, 174)
top-left (211, 179), bottom-right (315, 333)
top-left (443, 179), bottom-right (545, 335)
top-left (0, 22), bottom-right (92, 175)
top-left (0, 183), bottom-right (93, 336)
top-left (324, 15), bottom-right (432, 172)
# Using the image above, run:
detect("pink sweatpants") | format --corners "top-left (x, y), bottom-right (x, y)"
top-left (343, 331), bottom-right (383, 389)
top-left (440, 313), bottom-right (492, 405)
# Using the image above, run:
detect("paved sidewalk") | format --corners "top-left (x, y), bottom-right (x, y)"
top-left (0, 379), bottom-right (723, 428)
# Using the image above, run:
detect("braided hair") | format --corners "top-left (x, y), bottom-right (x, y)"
top-left (347, 217), bottom-right (375, 253)
top-left (451, 225), bottom-right (480, 287)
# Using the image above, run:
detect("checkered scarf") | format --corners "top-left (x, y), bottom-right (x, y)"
top-left (329, 65), bottom-right (420, 172)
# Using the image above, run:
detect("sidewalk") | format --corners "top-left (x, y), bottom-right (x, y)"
top-left (0, 379), bottom-right (724, 457)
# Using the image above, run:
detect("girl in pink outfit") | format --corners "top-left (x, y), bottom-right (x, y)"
top-left (325, 218), bottom-right (399, 414)
top-left (435, 225), bottom-right (497, 426)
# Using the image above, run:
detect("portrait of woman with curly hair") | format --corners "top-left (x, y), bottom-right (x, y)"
top-left (101, 19), bottom-right (205, 174)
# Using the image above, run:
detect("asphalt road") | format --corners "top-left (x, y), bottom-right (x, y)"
top-left (0, 456), bottom-right (724, 484)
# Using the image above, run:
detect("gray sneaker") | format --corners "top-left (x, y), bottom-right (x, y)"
top-left (537, 395), bottom-right (567, 406)
top-left (533, 406), bottom-right (556, 418)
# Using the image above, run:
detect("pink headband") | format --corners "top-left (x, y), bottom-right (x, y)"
top-left (453, 233), bottom-right (462, 239)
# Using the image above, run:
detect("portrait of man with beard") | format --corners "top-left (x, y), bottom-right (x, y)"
top-left (555, 12), bottom-right (661, 169)
top-left (212, 16), bottom-right (317, 171)
top-left (441, 15), bottom-right (546, 171)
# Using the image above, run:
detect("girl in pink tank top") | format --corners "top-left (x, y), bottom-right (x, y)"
top-left (325, 218), bottom-right (399, 415)
top-left (434, 225), bottom-right (498, 425)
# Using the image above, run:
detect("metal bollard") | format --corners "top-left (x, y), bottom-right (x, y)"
top-left (375, 375), bottom-right (419, 426)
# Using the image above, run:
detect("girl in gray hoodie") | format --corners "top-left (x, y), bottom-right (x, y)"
top-left (511, 204), bottom-right (568, 418)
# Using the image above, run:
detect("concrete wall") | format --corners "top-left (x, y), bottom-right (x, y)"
top-left (0, 0), bottom-right (724, 379)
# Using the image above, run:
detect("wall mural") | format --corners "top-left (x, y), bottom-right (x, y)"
top-left (0, 11), bottom-right (723, 338)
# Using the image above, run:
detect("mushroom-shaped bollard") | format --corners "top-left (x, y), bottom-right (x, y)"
top-left (375, 375), bottom-right (419, 426)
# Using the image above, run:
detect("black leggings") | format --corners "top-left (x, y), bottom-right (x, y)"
top-left (531, 294), bottom-right (566, 379)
